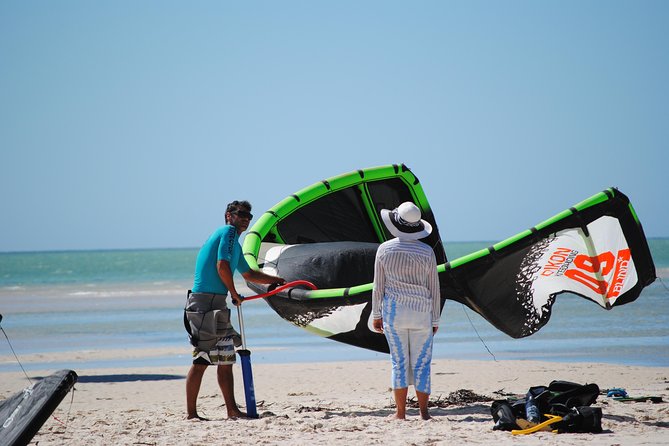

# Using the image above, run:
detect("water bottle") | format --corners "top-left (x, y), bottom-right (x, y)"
top-left (525, 394), bottom-right (541, 423)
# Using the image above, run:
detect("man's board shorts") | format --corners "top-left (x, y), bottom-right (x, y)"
top-left (192, 336), bottom-right (236, 366)
top-left (184, 291), bottom-right (242, 365)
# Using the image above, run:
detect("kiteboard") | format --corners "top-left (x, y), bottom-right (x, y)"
top-left (0, 369), bottom-right (78, 446)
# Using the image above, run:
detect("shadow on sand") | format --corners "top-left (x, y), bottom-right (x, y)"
top-left (76, 373), bottom-right (185, 383)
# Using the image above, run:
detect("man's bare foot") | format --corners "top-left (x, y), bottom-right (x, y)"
top-left (420, 412), bottom-right (431, 421)
top-left (186, 414), bottom-right (209, 421)
top-left (227, 410), bottom-right (248, 419)
top-left (388, 413), bottom-right (406, 420)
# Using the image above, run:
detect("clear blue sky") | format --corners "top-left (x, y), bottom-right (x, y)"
top-left (1, 1), bottom-right (667, 252)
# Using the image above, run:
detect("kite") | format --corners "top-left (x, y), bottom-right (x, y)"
top-left (242, 164), bottom-right (656, 353)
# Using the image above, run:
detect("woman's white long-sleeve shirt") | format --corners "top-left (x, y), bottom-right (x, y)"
top-left (371, 238), bottom-right (441, 327)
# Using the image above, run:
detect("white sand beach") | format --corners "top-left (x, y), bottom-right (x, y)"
top-left (3, 357), bottom-right (667, 446)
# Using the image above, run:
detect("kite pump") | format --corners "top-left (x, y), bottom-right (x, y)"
top-left (236, 304), bottom-right (258, 419)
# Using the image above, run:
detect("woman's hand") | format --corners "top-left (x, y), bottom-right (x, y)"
top-left (372, 318), bottom-right (384, 333)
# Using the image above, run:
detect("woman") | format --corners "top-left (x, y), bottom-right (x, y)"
top-left (372, 202), bottom-right (441, 420)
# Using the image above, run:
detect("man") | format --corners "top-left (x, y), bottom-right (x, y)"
top-left (185, 200), bottom-right (285, 420)
top-left (371, 202), bottom-right (440, 420)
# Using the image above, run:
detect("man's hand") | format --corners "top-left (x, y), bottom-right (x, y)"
top-left (230, 292), bottom-right (244, 306)
top-left (372, 318), bottom-right (383, 333)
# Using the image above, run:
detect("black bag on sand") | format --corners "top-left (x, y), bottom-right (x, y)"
top-left (545, 380), bottom-right (599, 408)
top-left (490, 380), bottom-right (602, 433)
top-left (552, 405), bottom-right (603, 433)
top-left (528, 380), bottom-right (600, 417)
top-left (491, 400), bottom-right (521, 431)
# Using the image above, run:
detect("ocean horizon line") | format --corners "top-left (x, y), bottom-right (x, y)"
top-left (2, 236), bottom-right (668, 255)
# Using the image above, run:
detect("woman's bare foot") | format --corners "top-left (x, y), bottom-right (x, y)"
top-left (420, 411), bottom-right (431, 421)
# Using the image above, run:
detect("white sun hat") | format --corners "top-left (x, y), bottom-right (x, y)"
top-left (380, 202), bottom-right (432, 240)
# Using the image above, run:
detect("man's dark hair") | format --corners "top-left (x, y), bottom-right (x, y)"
top-left (225, 200), bottom-right (252, 223)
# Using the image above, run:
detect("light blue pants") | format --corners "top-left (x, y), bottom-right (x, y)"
top-left (382, 299), bottom-right (434, 394)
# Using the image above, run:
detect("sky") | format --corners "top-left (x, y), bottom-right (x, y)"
top-left (1, 1), bottom-right (667, 252)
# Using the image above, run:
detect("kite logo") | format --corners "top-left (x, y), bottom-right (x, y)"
top-left (563, 249), bottom-right (631, 298)
top-left (540, 247), bottom-right (578, 277)
top-left (607, 249), bottom-right (632, 298)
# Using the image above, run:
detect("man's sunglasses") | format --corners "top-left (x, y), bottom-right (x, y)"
top-left (231, 210), bottom-right (253, 219)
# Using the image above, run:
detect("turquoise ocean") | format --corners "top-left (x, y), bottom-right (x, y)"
top-left (1, 239), bottom-right (668, 373)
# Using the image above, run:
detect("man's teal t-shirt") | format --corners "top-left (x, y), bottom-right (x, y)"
top-left (192, 225), bottom-right (250, 294)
